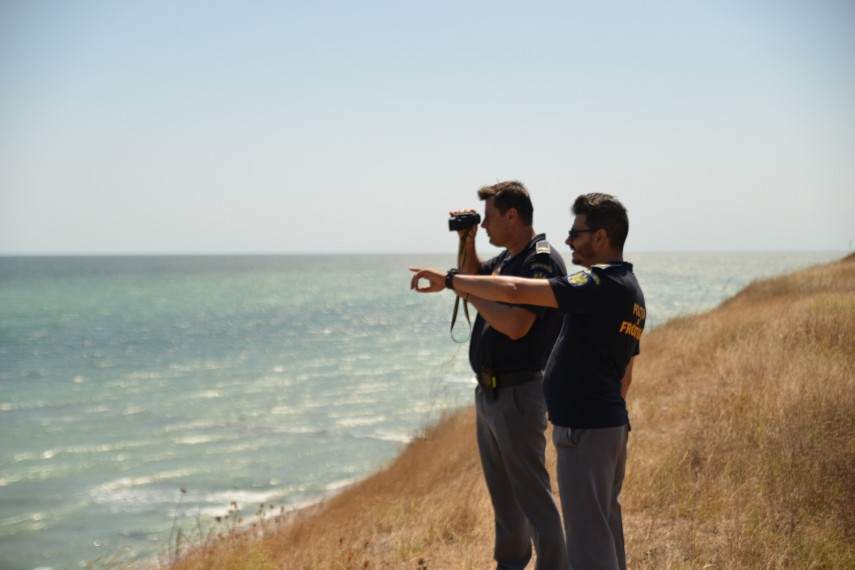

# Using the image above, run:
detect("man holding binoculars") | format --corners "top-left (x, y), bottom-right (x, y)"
top-left (448, 180), bottom-right (569, 570)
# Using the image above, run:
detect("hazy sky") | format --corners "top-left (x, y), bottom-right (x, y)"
top-left (1, 0), bottom-right (853, 255)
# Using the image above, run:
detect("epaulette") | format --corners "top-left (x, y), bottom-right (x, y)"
top-left (530, 240), bottom-right (557, 279)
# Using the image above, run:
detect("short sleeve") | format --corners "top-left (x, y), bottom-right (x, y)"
top-left (549, 269), bottom-right (607, 314)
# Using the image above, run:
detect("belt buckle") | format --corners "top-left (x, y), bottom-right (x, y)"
top-left (479, 372), bottom-right (497, 400)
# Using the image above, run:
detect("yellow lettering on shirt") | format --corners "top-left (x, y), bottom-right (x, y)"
top-left (619, 320), bottom-right (644, 341)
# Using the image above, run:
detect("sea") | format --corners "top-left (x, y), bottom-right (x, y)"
top-left (0, 251), bottom-right (845, 570)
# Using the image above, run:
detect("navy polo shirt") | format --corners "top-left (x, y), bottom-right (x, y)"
top-left (543, 262), bottom-right (646, 428)
top-left (468, 234), bottom-right (567, 375)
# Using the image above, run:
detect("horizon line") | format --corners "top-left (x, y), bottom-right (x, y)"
top-left (0, 249), bottom-right (850, 258)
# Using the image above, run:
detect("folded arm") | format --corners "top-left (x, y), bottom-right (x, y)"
top-left (467, 297), bottom-right (537, 340)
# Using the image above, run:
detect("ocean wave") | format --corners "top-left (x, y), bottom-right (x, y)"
top-left (0, 473), bottom-right (25, 487)
top-left (0, 510), bottom-right (52, 534)
top-left (0, 498), bottom-right (89, 535)
top-left (88, 468), bottom-right (203, 512)
top-left (325, 477), bottom-right (358, 493)
top-left (183, 488), bottom-right (284, 519)
top-left (444, 373), bottom-right (477, 385)
top-left (334, 415), bottom-right (386, 428)
top-left (163, 419), bottom-right (221, 432)
top-left (370, 430), bottom-right (412, 444)
top-left (172, 434), bottom-right (223, 445)
top-left (189, 390), bottom-right (224, 400)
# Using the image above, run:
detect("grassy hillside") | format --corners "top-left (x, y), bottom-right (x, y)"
top-left (162, 254), bottom-right (855, 569)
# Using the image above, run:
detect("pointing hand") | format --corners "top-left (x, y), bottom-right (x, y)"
top-left (409, 268), bottom-right (446, 293)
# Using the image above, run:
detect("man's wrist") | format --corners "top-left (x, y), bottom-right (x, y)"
top-left (445, 268), bottom-right (458, 290)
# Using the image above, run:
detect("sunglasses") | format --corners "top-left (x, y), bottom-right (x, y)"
top-left (568, 228), bottom-right (597, 240)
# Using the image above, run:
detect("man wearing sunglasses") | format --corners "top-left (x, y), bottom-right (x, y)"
top-left (412, 193), bottom-right (645, 570)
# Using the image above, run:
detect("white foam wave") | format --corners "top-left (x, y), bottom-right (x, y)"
top-left (335, 415), bottom-right (386, 428)
top-left (164, 420), bottom-right (219, 432)
top-left (277, 425), bottom-right (320, 434)
top-left (325, 477), bottom-right (358, 492)
top-left (0, 473), bottom-right (25, 487)
top-left (62, 441), bottom-right (146, 454)
top-left (445, 373), bottom-right (477, 385)
top-left (90, 487), bottom-right (174, 513)
top-left (124, 370), bottom-right (170, 380)
top-left (89, 468), bottom-right (202, 510)
top-left (9, 451), bottom-right (39, 463)
top-left (337, 395), bottom-right (381, 406)
top-left (192, 390), bottom-right (223, 399)
top-left (168, 360), bottom-right (226, 372)
top-left (173, 434), bottom-right (220, 445)
top-left (0, 510), bottom-right (51, 532)
top-left (371, 431), bottom-right (412, 444)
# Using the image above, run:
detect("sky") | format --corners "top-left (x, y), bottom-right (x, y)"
top-left (1, 0), bottom-right (853, 255)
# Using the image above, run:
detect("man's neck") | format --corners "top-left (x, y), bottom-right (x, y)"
top-left (506, 229), bottom-right (538, 258)
top-left (586, 251), bottom-right (624, 267)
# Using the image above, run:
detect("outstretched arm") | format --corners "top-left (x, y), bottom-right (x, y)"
top-left (409, 267), bottom-right (559, 309)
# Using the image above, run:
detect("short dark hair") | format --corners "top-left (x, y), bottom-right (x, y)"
top-left (477, 180), bottom-right (534, 226)
top-left (571, 193), bottom-right (629, 250)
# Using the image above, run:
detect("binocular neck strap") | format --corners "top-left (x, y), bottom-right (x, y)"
top-left (450, 233), bottom-right (473, 343)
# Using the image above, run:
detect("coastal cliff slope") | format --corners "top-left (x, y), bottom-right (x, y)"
top-left (164, 254), bottom-right (855, 569)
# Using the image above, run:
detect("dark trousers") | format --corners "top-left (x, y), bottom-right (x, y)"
top-left (476, 381), bottom-right (569, 570)
top-left (552, 425), bottom-right (628, 570)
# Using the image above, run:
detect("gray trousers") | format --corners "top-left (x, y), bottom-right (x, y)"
top-left (552, 425), bottom-right (628, 570)
top-left (476, 381), bottom-right (570, 570)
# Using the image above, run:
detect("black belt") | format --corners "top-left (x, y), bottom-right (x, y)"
top-left (477, 370), bottom-right (542, 390)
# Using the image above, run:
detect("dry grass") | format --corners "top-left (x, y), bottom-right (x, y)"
top-left (623, 253), bottom-right (855, 569)
top-left (161, 254), bottom-right (855, 570)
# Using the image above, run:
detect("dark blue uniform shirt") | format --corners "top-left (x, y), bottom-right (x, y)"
top-left (544, 262), bottom-right (646, 428)
top-left (468, 234), bottom-right (567, 375)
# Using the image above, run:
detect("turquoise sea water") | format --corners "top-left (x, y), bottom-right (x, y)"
top-left (0, 252), bottom-right (844, 570)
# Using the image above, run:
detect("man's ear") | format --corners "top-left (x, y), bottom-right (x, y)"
top-left (506, 207), bottom-right (519, 223)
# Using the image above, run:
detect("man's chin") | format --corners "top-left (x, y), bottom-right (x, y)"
top-left (572, 256), bottom-right (592, 268)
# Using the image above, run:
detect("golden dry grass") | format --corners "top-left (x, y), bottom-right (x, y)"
top-left (162, 254), bottom-right (855, 570)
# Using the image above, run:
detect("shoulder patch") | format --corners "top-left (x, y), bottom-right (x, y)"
top-left (535, 240), bottom-right (551, 255)
top-left (566, 269), bottom-right (601, 288)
